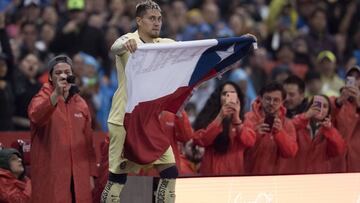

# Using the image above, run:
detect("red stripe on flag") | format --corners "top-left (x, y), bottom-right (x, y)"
top-left (124, 86), bottom-right (193, 164)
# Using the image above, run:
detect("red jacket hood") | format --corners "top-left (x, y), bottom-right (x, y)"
top-left (0, 168), bottom-right (29, 189)
top-left (0, 168), bottom-right (16, 179)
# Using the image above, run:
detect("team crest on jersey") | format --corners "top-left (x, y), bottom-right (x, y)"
top-left (120, 162), bottom-right (127, 169)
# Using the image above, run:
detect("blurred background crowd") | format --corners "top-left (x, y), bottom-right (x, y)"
top-left (1, 0), bottom-right (360, 132)
top-left (0, 0), bottom-right (360, 174)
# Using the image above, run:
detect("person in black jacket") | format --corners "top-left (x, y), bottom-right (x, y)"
top-left (12, 54), bottom-right (42, 131)
top-left (283, 75), bottom-right (309, 118)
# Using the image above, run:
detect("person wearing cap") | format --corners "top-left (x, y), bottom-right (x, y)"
top-left (28, 55), bottom-right (98, 203)
top-left (331, 65), bottom-right (360, 173)
top-left (22, 0), bottom-right (41, 24)
top-left (316, 50), bottom-right (344, 97)
top-left (0, 148), bottom-right (31, 203)
top-left (102, 1), bottom-right (178, 203)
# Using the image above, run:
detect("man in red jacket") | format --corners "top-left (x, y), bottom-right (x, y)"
top-left (0, 148), bottom-right (31, 203)
top-left (332, 65), bottom-right (360, 172)
top-left (242, 82), bottom-right (298, 175)
top-left (28, 55), bottom-right (98, 203)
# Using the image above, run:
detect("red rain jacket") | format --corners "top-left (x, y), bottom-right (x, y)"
top-left (0, 169), bottom-right (31, 203)
top-left (28, 83), bottom-right (98, 203)
top-left (287, 114), bottom-right (346, 174)
top-left (331, 98), bottom-right (360, 172)
top-left (193, 118), bottom-right (256, 176)
top-left (139, 111), bottom-right (195, 176)
top-left (243, 98), bottom-right (298, 175)
top-left (161, 111), bottom-right (195, 174)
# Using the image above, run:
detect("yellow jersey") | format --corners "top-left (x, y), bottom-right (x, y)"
top-left (107, 31), bottom-right (174, 125)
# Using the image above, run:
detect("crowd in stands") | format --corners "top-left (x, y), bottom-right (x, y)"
top-left (0, 0), bottom-right (360, 182)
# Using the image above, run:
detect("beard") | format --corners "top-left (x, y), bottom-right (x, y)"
top-left (149, 30), bottom-right (160, 38)
top-left (264, 105), bottom-right (277, 115)
top-left (150, 33), bottom-right (160, 38)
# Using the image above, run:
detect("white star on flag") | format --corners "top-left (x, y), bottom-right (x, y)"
top-left (216, 44), bottom-right (235, 61)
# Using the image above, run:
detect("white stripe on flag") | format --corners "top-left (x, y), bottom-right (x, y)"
top-left (125, 39), bottom-right (218, 113)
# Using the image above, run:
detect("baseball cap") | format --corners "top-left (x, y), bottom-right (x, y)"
top-left (0, 148), bottom-right (21, 171)
top-left (317, 50), bottom-right (336, 63)
top-left (67, 0), bottom-right (85, 11)
top-left (346, 65), bottom-right (360, 77)
top-left (24, 0), bottom-right (40, 7)
top-left (48, 55), bottom-right (73, 74)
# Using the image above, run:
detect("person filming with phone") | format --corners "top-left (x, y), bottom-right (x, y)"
top-left (287, 95), bottom-right (346, 174)
top-left (192, 81), bottom-right (256, 176)
top-left (332, 65), bottom-right (360, 172)
top-left (28, 55), bottom-right (98, 203)
top-left (242, 82), bottom-right (298, 175)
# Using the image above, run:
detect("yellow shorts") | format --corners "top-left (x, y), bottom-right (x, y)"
top-left (108, 123), bottom-right (175, 174)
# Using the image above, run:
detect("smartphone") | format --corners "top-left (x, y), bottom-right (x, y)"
top-left (264, 114), bottom-right (275, 129)
top-left (346, 76), bottom-right (356, 87)
top-left (313, 95), bottom-right (323, 115)
top-left (66, 75), bottom-right (76, 84)
top-left (225, 92), bottom-right (237, 104)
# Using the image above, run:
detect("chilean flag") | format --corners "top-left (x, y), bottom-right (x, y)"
top-left (124, 36), bottom-right (256, 164)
